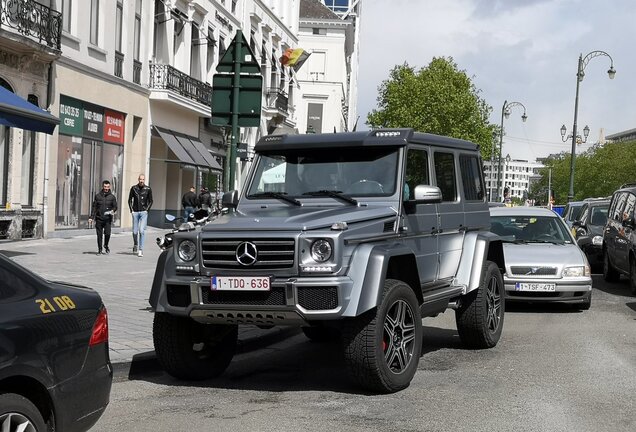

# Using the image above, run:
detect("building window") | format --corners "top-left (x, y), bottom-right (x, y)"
top-left (190, 23), bottom-right (201, 79)
top-left (134, 0), bottom-right (142, 60)
top-left (115, 1), bottom-right (123, 52)
top-left (270, 48), bottom-right (278, 90)
top-left (90, 0), bottom-right (99, 45)
top-left (218, 36), bottom-right (226, 60)
top-left (231, 0), bottom-right (237, 13)
top-left (62, 0), bottom-right (72, 32)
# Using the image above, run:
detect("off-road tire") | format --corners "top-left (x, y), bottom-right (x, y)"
top-left (301, 326), bottom-right (339, 342)
top-left (341, 279), bottom-right (422, 393)
top-left (0, 393), bottom-right (46, 432)
top-left (603, 250), bottom-right (620, 282)
top-left (153, 313), bottom-right (237, 380)
top-left (456, 260), bottom-right (504, 349)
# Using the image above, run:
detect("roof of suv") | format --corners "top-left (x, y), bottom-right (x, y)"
top-left (255, 129), bottom-right (479, 152)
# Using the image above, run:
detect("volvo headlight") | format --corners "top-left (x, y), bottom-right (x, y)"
top-left (178, 240), bottom-right (197, 261)
top-left (563, 265), bottom-right (590, 277)
top-left (310, 239), bottom-right (332, 262)
top-left (592, 235), bottom-right (603, 246)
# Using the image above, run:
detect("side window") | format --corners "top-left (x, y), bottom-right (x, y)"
top-left (405, 148), bottom-right (429, 200)
top-left (459, 154), bottom-right (484, 201)
top-left (611, 193), bottom-right (628, 221)
top-left (623, 194), bottom-right (636, 221)
top-left (0, 261), bottom-right (38, 304)
top-left (434, 152), bottom-right (457, 202)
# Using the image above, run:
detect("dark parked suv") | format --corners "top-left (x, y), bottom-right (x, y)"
top-left (602, 184), bottom-right (636, 293)
top-left (573, 199), bottom-right (611, 270)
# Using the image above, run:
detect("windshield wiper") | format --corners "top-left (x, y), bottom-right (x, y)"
top-left (302, 190), bottom-right (358, 206)
top-left (248, 192), bottom-right (301, 206)
top-left (528, 239), bottom-right (565, 245)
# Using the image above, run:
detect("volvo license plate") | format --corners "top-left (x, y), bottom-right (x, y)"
top-left (514, 282), bottom-right (556, 292)
top-left (211, 276), bottom-right (270, 291)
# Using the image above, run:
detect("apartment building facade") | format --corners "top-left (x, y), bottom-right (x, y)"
top-left (484, 158), bottom-right (544, 202)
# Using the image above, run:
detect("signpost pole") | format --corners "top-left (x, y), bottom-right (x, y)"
top-left (228, 30), bottom-right (242, 191)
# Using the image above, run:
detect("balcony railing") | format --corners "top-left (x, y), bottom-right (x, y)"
top-left (149, 63), bottom-right (212, 107)
top-left (114, 51), bottom-right (124, 78)
top-left (0, 0), bottom-right (62, 50)
top-left (266, 87), bottom-right (288, 113)
top-left (132, 60), bottom-right (142, 84)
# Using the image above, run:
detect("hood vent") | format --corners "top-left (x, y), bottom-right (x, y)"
top-left (383, 221), bottom-right (395, 233)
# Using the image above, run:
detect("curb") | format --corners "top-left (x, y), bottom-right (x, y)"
top-left (111, 326), bottom-right (301, 381)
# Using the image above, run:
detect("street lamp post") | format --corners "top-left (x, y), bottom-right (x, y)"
top-left (563, 51), bottom-right (616, 202)
top-left (497, 100), bottom-right (527, 202)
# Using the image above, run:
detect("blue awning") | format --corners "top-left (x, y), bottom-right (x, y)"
top-left (0, 86), bottom-right (60, 134)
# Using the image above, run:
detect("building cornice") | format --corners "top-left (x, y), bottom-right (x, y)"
top-left (57, 56), bottom-right (151, 97)
top-left (300, 18), bottom-right (350, 28)
top-left (253, 0), bottom-right (299, 43)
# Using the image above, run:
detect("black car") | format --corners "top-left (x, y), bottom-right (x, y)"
top-left (572, 199), bottom-right (610, 270)
top-left (0, 254), bottom-right (112, 431)
top-left (602, 185), bottom-right (636, 293)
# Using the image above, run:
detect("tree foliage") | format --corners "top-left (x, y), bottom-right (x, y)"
top-left (367, 57), bottom-right (498, 160)
top-left (529, 140), bottom-right (636, 205)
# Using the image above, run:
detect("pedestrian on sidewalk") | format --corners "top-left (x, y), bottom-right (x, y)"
top-left (181, 186), bottom-right (198, 221)
top-left (128, 174), bottom-right (153, 257)
top-left (88, 180), bottom-right (118, 255)
top-left (198, 187), bottom-right (213, 214)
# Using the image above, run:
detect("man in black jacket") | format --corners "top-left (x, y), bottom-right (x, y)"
top-left (128, 174), bottom-right (153, 257)
top-left (89, 180), bottom-right (118, 255)
top-left (198, 187), bottom-right (212, 214)
top-left (181, 186), bottom-right (198, 220)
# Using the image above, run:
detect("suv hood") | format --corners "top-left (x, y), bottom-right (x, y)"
top-left (202, 205), bottom-right (397, 231)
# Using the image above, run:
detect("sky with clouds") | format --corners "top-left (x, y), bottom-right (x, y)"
top-left (356, 0), bottom-right (636, 162)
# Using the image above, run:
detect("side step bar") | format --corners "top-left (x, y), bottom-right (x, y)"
top-left (420, 285), bottom-right (464, 317)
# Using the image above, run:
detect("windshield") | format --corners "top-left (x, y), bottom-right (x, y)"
top-left (589, 206), bottom-right (609, 226)
top-left (246, 147), bottom-right (399, 198)
top-left (490, 215), bottom-right (573, 244)
top-left (565, 204), bottom-right (583, 222)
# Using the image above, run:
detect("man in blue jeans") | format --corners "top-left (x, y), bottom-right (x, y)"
top-left (128, 174), bottom-right (153, 257)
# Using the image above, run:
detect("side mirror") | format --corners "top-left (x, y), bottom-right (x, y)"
top-left (572, 220), bottom-right (582, 228)
top-left (222, 190), bottom-right (239, 209)
top-left (413, 185), bottom-right (442, 203)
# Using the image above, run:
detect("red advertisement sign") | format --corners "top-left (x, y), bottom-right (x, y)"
top-left (103, 109), bottom-right (125, 144)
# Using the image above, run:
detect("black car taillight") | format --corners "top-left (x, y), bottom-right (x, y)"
top-left (89, 307), bottom-right (109, 346)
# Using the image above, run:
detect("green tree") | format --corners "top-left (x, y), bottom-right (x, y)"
top-left (367, 57), bottom-right (498, 160)
top-left (529, 141), bottom-right (636, 205)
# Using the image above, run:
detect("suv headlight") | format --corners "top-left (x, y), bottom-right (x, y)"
top-left (178, 240), bottom-right (197, 261)
top-left (563, 265), bottom-right (590, 277)
top-left (311, 239), bottom-right (332, 262)
top-left (592, 235), bottom-right (603, 246)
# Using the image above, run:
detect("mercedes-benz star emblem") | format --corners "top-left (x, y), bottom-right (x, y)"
top-left (236, 241), bottom-right (258, 266)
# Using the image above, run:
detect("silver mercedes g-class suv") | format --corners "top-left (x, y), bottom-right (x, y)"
top-left (149, 128), bottom-right (505, 393)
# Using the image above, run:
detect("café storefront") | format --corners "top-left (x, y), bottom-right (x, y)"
top-left (55, 95), bottom-right (126, 230)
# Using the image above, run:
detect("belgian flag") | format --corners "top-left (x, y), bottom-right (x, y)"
top-left (279, 48), bottom-right (311, 72)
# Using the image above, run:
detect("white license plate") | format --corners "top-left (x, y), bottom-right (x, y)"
top-left (211, 276), bottom-right (270, 291)
top-left (514, 282), bottom-right (556, 292)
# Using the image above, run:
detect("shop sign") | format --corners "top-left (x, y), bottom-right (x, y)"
top-left (59, 96), bottom-right (83, 135)
top-left (82, 103), bottom-right (104, 139)
top-left (104, 109), bottom-right (125, 144)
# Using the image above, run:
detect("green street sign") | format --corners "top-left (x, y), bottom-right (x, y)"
top-left (216, 33), bottom-right (261, 74)
top-left (211, 74), bottom-right (262, 127)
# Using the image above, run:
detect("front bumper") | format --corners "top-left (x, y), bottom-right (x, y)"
top-left (504, 276), bottom-right (592, 304)
top-left (158, 275), bottom-right (356, 325)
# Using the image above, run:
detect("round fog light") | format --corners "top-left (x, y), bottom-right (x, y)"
top-left (310, 239), bottom-right (332, 262)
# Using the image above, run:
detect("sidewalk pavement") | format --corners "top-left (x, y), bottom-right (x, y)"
top-left (0, 228), bottom-right (298, 367)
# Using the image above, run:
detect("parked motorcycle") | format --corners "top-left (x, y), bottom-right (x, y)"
top-left (156, 208), bottom-right (215, 250)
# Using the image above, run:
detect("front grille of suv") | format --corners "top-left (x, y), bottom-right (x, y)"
top-left (201, 238), bottom-right (295, 269)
